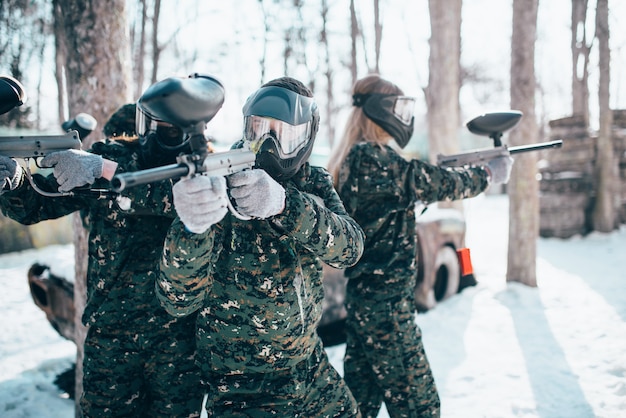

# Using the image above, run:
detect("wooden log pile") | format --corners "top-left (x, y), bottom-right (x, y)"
top-left (539, 110), bottom-right (626, 238)
top-left (539, 115), bottom-right (594, 238)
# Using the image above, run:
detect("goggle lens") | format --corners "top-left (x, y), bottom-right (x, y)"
top-left (244, 116), bottom-right (311, 156)
top-left (393, 97), bottom-right (416, 125)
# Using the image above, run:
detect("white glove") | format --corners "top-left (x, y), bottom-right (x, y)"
top-left (228, 169), bottom-right (286, 219)
top-left (0, 155), bottom-right (22, 191)
top-left (485, 155), bottom-right (514, 185)
top-left (173, 175), bottom-right (228, 234)
top-left (40, 149), bottom-right (104, 192)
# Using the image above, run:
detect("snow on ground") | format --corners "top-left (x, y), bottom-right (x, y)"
top-left (1, 194), bottom-right (625, 417)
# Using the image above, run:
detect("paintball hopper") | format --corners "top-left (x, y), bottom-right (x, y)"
top-left (138, 73), bottom-right (225, 137)
top-left (466, 110), bottom-right (522, 146)
top-left (62, 113), bottom-right (98, 140)
top-left (0, 75), bottom-right (27, 116)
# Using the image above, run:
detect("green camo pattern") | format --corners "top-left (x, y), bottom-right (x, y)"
top-left (0, 139), bottom-right (203, 417)
top-left (336, 142), bottom-right (490, 418)
top-left (157, 163), bottom-right (365, 376)
top-left (338, 142), bottom-right (489, 290)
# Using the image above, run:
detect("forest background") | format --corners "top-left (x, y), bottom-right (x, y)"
top-left (2, 0), bottom-right (626, 150)
top-left (1, 0), bottom-right (626, 412)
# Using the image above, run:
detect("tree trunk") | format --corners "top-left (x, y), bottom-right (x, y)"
top-left (52, 1), bottom-right (132, 414)
top-left (321, 0), bottom-right (336, 150)
top-left (150, 0), bottom-right (161, 85)
top-left (591, 0), bottom-right (617, 232)
top-left (349, 0), bottom-right (358, 86)
top-left (373, 0), bottom-right (382, 74)
top-left (571, 0), bottom-right (590, 126)
top-left (53, 1), bottom-right (67, 124)
top-left (426, 0), bottom-right (462, 211)
top-left (508, 0), bottom-right (539, 287)
top-left (134, 0), bottom-right (147, 98)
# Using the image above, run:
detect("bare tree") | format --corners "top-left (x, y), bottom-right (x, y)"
top-left (133, 0), bottom-right (148, 98)
top-left (425, 0), bottom-right (462, 212)
top-left (321, 0), bottom-right (336, 149)
top-left (591, 0), bottom-right (618, 232)
top-left (150, 0), bottom-right (162, 85)
top-left (571, 0), bottom-right (591, 126)
top-left (507, 0), bottom-right (539, 286)
top-left (425, 0), bottom-right (462, 163)
top-left (0, 0), bottom-right (50, 128)
top-left (349, 0), bottom-right (358, 85)
top-left (373, 0), bottom-right (382, 74)
top-left (52, 0), bottom-right (132, 412)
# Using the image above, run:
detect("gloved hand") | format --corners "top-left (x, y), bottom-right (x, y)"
top-left (0, 155), bottom-right (22, 191)
top-left (485, 155), bottom-right (514, 185)
top-left (228, 169), bottom-right (286, 219)
top-left (40, 149), bottom-right (104, 192)
top-left (173, 175), bottom-right (228, 234)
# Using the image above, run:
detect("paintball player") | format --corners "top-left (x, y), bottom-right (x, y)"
top-left (62, 112), bottom-right (98, 141)
top-left (0, 79), bottom-right (219, 416)
top-left (326, 73), bottom-right (513, 418)
top-left (155, 76), bottom-right (365, 417)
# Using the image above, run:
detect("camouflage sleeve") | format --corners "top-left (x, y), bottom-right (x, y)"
top-left (156, 217), bottom-right (223, 317)
top-left (270, 168), bottom-right (364, 269)
top-left (0, 171), bottom-right (87, 224)
top-left (407, 159), bottom-right (489, 204)
top-left (342, 143), bottom-right (489, 207)
top-left (92, 141), bottom-right (177, 217)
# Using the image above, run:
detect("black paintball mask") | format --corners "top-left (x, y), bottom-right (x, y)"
top-left (352, 93), bottom-right (416, 148)
top-left (242, 86), bottom-right (319, 181)
top-left (62, 113), bottom-right (97, 140)
top-left (136, 105), bottom-right (188, 168)
top-left (0, 75), bottom-right (26, 115)
top-left (134, 73), bottom-right (225, 168)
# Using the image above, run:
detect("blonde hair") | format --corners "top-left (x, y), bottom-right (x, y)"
top-left (327, 74), bottom-right (404, 186)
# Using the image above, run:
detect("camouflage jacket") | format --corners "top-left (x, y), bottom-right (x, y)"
top-left (336, 142), bottom-right (489, 290)
top-left (0, 140), bottom-right (178, 328)
top-left (156, 164), bottom-right (365, 374)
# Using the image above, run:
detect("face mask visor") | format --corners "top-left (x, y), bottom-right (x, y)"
top-left (244, 115), bottom-right (312, 158)
top-left (136, 106), bottom-right (186, 149)
top-left (392, 96), bottom-right (416, 125)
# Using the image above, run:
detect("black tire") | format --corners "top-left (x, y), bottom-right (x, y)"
top-left (432, 246), bottom-right (460, 302)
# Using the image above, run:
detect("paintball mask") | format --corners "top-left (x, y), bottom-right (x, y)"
top-left (242, 86), bottom-right (319, 181)
top-left (0, 75), bottom-right (26, 115)
top-left (135, 73), bottom-right (225, 168)
top-left (136, 105), bottom-right (187, 167)
top-left (62, 113), bottom-right (97, 140)
top-left (353, 93), bottom-right (416, 148)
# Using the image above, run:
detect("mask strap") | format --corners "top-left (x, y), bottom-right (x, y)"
top-left (352, 94), bottom-right (369, 107)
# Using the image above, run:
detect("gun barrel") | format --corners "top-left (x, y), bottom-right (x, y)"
top-left (111, 163), bottom-right (190, 192)
top-left (508, 139), bottom-right (563, 154)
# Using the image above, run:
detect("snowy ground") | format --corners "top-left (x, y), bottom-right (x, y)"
top-left (1, 194), bottom-right (625, 417)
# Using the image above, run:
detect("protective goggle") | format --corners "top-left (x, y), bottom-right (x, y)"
top-left (392, 96), bottom-right (416, 125)
top-left (243, 115), bottom-right (312, 157)
top-left (136, 108), bottom-right (185, 147)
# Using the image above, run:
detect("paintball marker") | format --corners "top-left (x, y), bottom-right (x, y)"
top-left (437, 110), bottom-right (562, 168)
top-left (0, 75), bottom-right (96, 197)
top-left (110, 73), bottom-right (256, 220)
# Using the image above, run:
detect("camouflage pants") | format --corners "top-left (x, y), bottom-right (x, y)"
top-left (344, 296), bottom-right (440, 418)
top-left (80, 316), bottom-right (203, 418)
top-left (202, 340), bottom-right (361, 417)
